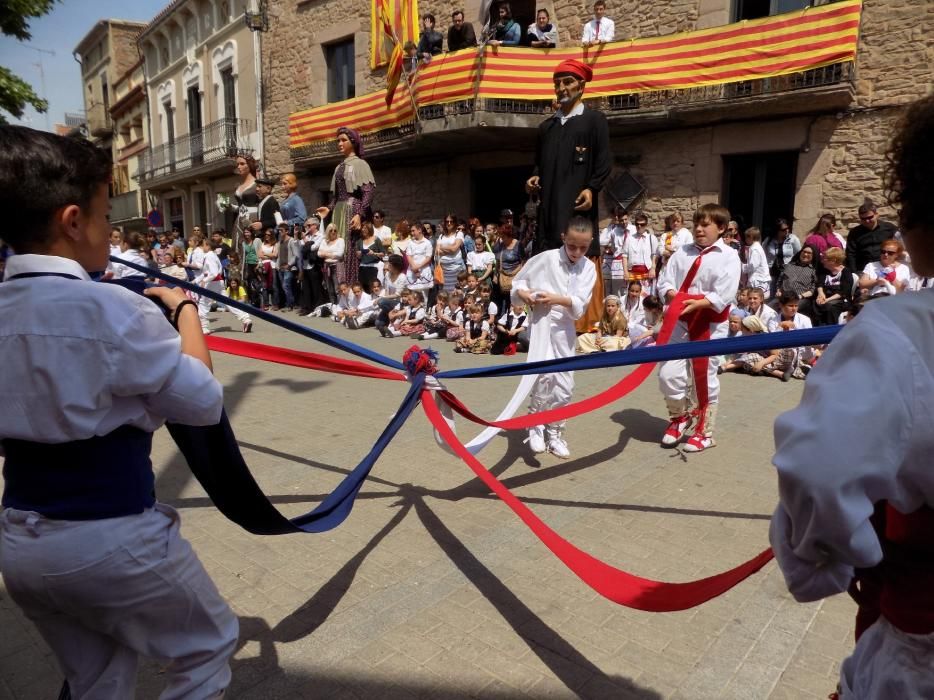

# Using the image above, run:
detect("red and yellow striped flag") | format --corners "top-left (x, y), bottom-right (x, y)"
top-left (385, 42), bottom-right (404, 106)
top-left (370, 0), bottom-right (418, 69)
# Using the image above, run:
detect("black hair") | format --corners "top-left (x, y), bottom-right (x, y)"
top-left (423, 12), bottom-right (435, 24)
top-left (886, 94), bottom-right (934, 236)
top-left (536, 8), bottom-right (549, 18)
top-left (857, 198), bottom-right (877, 217)
top-left (452, 9), bottom-right (464, 19)
top-left (497, 3), bottom-right (512, 20)
top-left (779, 290), bottom-right (801, 305)
top-left (643, 296), bottom-right (663, 311)
top-left (0, 126), bottom-right (111, 253)
top-left (565, 215), bottom-right (594, 236)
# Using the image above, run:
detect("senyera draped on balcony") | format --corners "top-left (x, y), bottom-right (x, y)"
top-left (139, 117), bottom-right (251, 182)
top-left (289, 0), bottom-right (861, 152)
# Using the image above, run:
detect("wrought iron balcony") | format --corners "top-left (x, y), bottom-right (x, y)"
top-left (109, 190), bottom-right (144, 223)
top-left (138, 117), bottom-right (251, 183)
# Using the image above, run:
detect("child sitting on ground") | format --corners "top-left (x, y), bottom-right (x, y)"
top-left (415, 290), bottom-right (449, 340)
top-left (342, 282), bottom-right (375, 329)
top-left (721, 315), bottom-right (772, 374)
top-left (455, 304), bottom-right (491, 353)
top-left (329, 282), bottom-right (352, 321)
top-left (629, 295), bottom-right (663, 348)
top-left (479, 284), bottom-right (498, 328)
top-left (382, 290), bottom-right (426, 337)
top-left (491, 302), bottom-right (529, 355)
top-left (577, 294), bottom-right (630, 353)
top-left (225, 278), bottom-right (248, 304)
top-left (444, 291), bottom-right (467, 341)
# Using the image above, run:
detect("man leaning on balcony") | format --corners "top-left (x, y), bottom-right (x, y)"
top-left (447, 9), bottom-right (477, 52)
top-left (581, 0), bottom-right (614, 46)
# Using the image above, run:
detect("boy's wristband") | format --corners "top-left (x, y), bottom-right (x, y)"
top-left (171, 300), bottom-right (198, 329)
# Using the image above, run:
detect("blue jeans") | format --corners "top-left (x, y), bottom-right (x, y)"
top-left (277, 269), bottom-right (295, 308)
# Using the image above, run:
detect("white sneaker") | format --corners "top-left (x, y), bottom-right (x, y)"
top-left (525, 426), bottom-right (546, 454)
top-left (547, 435), bottom-right (570, 459)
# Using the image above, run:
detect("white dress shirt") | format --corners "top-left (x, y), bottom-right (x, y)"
top-left (0, 254), bottom-right (223, 447)
top-left (657, 238), bottom-right (741, 313)
top-left (581, 16), bottom-right (614, 43)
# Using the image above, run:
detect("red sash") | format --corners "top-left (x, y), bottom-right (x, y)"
top-left (673, 245), bottom-right (729, 431)
top-left (851, 503), bottom-right (934, 637)
top-left (629, 264), bottom-right (651, 280)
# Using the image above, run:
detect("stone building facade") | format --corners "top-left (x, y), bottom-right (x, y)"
top-left (262, 0), bottom-right (932, 239)
top-left (136, 0), bottom-right (262, 235)
top-left (74, 20), bottom-right (149, 228)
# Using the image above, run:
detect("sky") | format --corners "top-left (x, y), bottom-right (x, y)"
top-left (0, 0), bottom-right (169, 131)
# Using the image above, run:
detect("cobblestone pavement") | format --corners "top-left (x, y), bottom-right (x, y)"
top-left (0, 311), bottom-right (856, 699)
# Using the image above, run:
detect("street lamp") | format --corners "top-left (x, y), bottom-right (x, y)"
top-left (244, 0), bottom-right (268, 32)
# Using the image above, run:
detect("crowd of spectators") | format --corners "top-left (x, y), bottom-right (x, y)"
top-left (7, 187), bottom-right (921, 368)
top-left (408, 0), bottom-right (616, 70)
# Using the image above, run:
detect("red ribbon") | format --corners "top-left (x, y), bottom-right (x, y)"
top-left (205, 336), bottom-right (404, 381)
top-left (423, 391), bottom-right (773, 611)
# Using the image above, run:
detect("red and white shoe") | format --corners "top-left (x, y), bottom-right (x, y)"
top-left (661, 415), bottom-right (692, 446)
top-left (683, 433), bottom-right (716, 453)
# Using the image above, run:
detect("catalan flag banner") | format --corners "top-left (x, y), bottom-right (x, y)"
top-left (295, 0), bottom-right (861, 151)
top-left (371, 0), bottom-right (419, 69)
top-left (385, 42), bottom-right (405, 106)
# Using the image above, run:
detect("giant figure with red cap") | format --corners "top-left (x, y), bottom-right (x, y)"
top-left (526, 58), bottom-right (612, 254)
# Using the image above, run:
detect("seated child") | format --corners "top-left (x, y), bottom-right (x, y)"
top-left (491, 302), bottom-right (529, 355)
top-left (621, 280), bottom-right (645, 326)
top-left (716, 308), bottom-right (747, 367)
top-left (721, 315), bottom-right (779, 374)
top-left (479, 284), bottom-right (498, 328)
top-left (628, 295), bottom-right (663, 348)
top-left (455, 304), bottom-right (491, 353)
top-left (415, 290), bottom-right (449, 340)
top-left (330, 282), bottom-right (352, 320)
top-left (342, 282), bottom-right (375, 329)
top-left (225, 278), bottom-right (248, 304)
top-left (444, 291), bottom-right (467, 341)
top-left (463, 273), bottom-right (480, 297)
top-left (382, 289), bottom-right (426, 337)
top-left (577, 294), bottom-right (630, 353)
top-left (747, 288), bottom-right (778, 331)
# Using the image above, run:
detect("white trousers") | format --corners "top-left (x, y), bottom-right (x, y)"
top-left (658, 318), bottom-right (727, 405)
top-left (199, 280), bottom-right (250, 331)
top-left (840, 616), bottom-right (934, 699)
top-left (529, 371), bottom-right (573, 431)
top-left (0, 504), bottom-right (238, 700)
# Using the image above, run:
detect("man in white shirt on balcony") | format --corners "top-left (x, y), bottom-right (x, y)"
top-left (581, 0), bottom-right (614, 46)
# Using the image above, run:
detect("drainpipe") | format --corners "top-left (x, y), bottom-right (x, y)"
top-left (252, 20), bottom-right (264, 172)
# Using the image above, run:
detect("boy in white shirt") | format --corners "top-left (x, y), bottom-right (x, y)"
top-left (194, 238), bottom-right (252, 334)
top-left (657, 203), bottom-right (741, 453)
top-left (0, 125), bottom-right (237, 699)
top-left (513, 216), bottom-right (597, 459)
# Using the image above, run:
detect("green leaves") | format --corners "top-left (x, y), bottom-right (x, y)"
top-left (0, 0), bottom-right (58, 123)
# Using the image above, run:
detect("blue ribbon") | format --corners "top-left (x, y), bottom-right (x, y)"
top-left (165, 375), bottom-right (425, 535)
top-left (108, 256), bottom-right (404, 371)
top-left (436, 325), bottom-right (842, 379)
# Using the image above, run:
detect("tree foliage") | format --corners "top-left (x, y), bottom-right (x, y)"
top-left (0, 0), bottom-right (58, 124)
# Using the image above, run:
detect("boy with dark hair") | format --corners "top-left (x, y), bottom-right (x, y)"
top-left (0, 126), bottom-right (237, 698)
top-left (657, 202), bottom-right (741, 453)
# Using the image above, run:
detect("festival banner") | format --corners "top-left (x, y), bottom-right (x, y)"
top-left (370, 0), bottom-right (419, 69)
top-left (295, 0), bottom-right (861, 151)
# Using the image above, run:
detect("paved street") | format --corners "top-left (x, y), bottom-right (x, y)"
top-left (0, 311), bottom-right (856, 699)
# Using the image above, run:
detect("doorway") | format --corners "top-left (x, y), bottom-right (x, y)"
top-left (471, 165), bottom-right (531, 226)
top-left (722, 151), bottom-right (798, 238)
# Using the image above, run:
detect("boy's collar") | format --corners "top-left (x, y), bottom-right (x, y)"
top-left (4, 253), bottom-right (92, 281)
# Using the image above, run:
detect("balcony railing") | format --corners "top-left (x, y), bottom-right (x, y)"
top-left (110, 190), bottom-right (144, 223)
top-left (87, 102), bottom-right (112, 136)
top-left (138, 117), bottom-right (251, 183)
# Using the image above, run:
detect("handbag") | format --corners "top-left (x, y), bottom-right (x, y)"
top-left (433, 262), bottom-right (444, 285)
top-left (497, 266), bottom-right (519, 292)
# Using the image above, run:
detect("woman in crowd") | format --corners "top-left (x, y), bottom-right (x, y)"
top-left (160, 246), bottom-right (189, 282)
top-left (375, 254), bottom-right (407, 332)
top-left (391, 219), bottom-right (412, 259)
top-left (742, 226), bottom-right (772, 298)
top-left (316, 127), bottom-right (375, 287)
top-left (859, 238), bottom-right (909, 299)
top-left (232, 154), bottom-right (259, 249)
top-left (405, 221), bottom-right (434, 300)
top-left (279, 173), bottom-right (307, 229)
top-left (493, 222), bottom-right (523, 317)
top-left (577, 294), bottom-right (629, 353)
top-left (356, 221), bottom-right (385, 293)
top-left (814, 246), bottom-right (855, 325)
top-left (656, 211), bottom-right (694, 275)
top-left (436, 213), bottom-right (466, 292)
top-left (777, 244), bottom-right (818, 320)
top-left (488, 2), bottom-right (521, 45)
top-left (318, 223), bottom-right (346, 306)
top-left (528, 8), bottom-right (558, 47)
top-left (803, 213), bottom-right (846, 265)
top-left (765, 218), bottom-right (801, 292)
top-left (258, 229), bottom-right (279, 309)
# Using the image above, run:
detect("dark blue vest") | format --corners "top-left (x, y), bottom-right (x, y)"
top-left (2, 425), bottom-right (155, 520)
